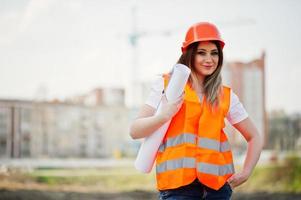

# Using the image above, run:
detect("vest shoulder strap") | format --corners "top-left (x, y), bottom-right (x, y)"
top-left (221, 85), bottom-right (231, 114)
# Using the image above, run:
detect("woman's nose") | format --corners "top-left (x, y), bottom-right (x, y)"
top-left (204, 54), bottom-right (213, 62)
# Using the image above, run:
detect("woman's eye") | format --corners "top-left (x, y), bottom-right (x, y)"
top-left (197, 51), bottom-right (206, 55)
top-left (211, 52), bottom-right (219, 56)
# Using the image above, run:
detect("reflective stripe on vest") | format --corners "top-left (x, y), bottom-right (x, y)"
top-left (198, 138), bottom-right (231, 152)
top-left (159, 133), bottom-right (231, 153)
top-left (198, 162), bottom-right (234, 176)
top-left (158, 133), bottom-right (196, 152)
top-left (156, 157), bottom-right (196, 173)
top-left (156, 158), bottom-right (234, 176)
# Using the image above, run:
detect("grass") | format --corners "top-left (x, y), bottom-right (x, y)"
top-left (1, 156), bottom-right (300, 193)
top-left (236, 155), bottom-right (301, 193)
top-left (26, 167), bottom-right (157, 192)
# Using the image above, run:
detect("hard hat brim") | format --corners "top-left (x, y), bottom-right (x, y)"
top-left (182, 38), bottom-right (225, 53)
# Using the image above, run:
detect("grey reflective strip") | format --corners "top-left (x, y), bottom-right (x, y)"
top-left (158, 143), bottom-right (165, 152)
top-left (197, 162), bottom-right (235, 176)
top-left (158, 133), bottom-right (196, 152)
top-left (156, 157), bottom-right (196, 173)
top-left (198, 138), bottom-right (231, 152)
top-left (220, 141), bottom-right (231, 152)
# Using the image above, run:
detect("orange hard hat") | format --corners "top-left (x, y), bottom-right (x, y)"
top-left (181, 22), bottom-right (225, 52)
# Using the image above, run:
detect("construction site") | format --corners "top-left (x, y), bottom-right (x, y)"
top-left (0, 0), bottom-right (300, 199)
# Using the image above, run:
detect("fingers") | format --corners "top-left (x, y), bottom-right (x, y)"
top-left (227, 174), bottom-right (238, 189)
top-left (227, 178), bottom-right (234, 188)
top-left (162, 92), bottom-right (184, 108)
top-left (227, 172), bottom-right (248, 189)
top-left (227, 182), bottom-right (235, 190)
top-left (227, 175), bottom-right (235, 183)
top-left (172, 93), bottom-right (185, 103)
top-left (229, 183), bottom-right (234, 190)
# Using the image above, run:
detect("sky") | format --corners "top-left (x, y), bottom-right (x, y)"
top-left (0, 0), bottom-right (300, 113)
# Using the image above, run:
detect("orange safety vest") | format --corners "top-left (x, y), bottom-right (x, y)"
top-left (156, 76), bottom-right (234, 191)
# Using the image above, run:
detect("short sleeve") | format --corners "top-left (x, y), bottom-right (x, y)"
top-left (226, 91), bottom-right (249, 125)
top-left (145, 76), bottom-right (164, 109)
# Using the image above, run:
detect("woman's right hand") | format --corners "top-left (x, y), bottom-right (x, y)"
top-left (159, 93), bottom-right (184, 122)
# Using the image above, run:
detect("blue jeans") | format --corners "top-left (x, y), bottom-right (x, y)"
top-left (158, 179), bottom-right (232, 200)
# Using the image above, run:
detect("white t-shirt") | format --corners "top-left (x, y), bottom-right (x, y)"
top-left (145, 76), bottom-right (248, 125)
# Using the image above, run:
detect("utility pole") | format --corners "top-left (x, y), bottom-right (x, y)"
top-left (125, 5), bottom-right (139, 108)
top-left (125, 5), bottom-right (172, 108)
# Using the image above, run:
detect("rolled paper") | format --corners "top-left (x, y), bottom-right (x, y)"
top-left (134, 64), bottom-right (191, 173)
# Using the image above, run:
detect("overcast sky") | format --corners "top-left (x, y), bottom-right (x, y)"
top-left (0, 0), bottom-right (300, 113)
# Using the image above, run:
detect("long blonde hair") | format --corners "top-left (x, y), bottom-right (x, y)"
top-left (177, 41), bottom-right (223, 107)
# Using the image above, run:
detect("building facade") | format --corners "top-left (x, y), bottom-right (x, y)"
top-left (222, 53), bottom-right (267, 150)
top-left (0, 88), bottom-right (131, 158)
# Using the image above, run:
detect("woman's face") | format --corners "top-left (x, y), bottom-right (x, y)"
top-left (194, 41), bottom-right (219, 77)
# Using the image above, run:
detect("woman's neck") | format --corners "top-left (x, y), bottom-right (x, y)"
top-left (195, 74), bottom-right (205, 94)
top-left (197, 73), bottom-right (205, 84)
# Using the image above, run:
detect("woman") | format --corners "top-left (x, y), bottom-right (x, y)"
top-left (130, 22), bottom-right (263, 200)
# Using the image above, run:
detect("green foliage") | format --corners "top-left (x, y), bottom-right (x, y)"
top-left (283, 154), bottom-right (301, 191)
top-left (236, 155), bottom-right (301, 193)
top-left (4, 157), bottom-right (301, 193)
top-left (26, 167), bottom-right (156, 191)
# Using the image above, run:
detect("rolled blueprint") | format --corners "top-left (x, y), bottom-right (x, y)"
top-left (134, 64), bottom-right (191, 173)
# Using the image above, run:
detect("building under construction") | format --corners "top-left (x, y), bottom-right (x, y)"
top-left (0, 88), bottom-right (130, 159)
top-left (223, 52), bottom-right (267, 151)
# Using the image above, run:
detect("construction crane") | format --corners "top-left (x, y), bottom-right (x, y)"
top-left (125, 5), bottom-right (256, 108)
top-left (125, 6), bottom-right (174, 108)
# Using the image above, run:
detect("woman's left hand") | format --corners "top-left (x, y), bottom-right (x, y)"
top-left (227, 170), bottom-right (251, 189)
